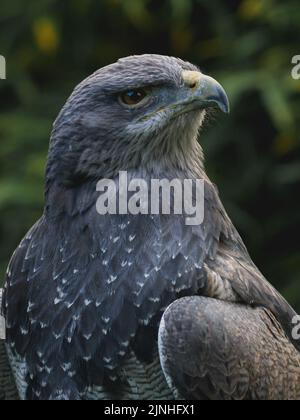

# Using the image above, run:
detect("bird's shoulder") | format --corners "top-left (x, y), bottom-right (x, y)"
top-left (203, 185), bottom-right (299, 351)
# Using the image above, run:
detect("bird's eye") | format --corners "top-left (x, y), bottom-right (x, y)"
top-left (119, 89), bottom-right (148, 106)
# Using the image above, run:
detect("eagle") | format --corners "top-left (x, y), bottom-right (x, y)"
top-left (1, 55), bottom-right (300, 400)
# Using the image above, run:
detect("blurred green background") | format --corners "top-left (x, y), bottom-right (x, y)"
top-left (0, 0), bottom-right (299, 309)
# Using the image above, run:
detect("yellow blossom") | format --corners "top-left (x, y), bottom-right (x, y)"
top-left (239, 0), bottom-right (264, 20)
top-left (33, 18), bottom-right (59, 54)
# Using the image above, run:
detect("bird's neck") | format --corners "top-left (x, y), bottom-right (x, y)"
top-left (44, 125), bottom-right (208, 215)
top-left (140, 142), bottom-right (206, 180)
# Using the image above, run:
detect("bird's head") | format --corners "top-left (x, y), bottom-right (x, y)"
top-left (47, 54), bottom-right (229, 185)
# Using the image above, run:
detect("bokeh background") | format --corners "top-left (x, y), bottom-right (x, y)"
top-left (0, 0), bottom-right (300, 309)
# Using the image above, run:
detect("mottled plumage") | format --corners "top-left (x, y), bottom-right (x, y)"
top-left (1, 55), bottom-right (299, 400)
top-left (159, 297), bottom-right (300, 400)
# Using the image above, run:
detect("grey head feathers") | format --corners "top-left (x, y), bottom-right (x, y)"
top-left (47, 55), bottom-right (205, 187)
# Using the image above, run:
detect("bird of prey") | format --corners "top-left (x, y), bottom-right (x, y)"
top-left (1, 54), bottom-right (300, 400)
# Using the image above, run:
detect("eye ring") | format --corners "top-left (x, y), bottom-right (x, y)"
top-left (119, 89), bottom-right (149, 107)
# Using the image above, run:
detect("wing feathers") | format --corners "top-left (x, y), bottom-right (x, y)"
top-left (159, 297), bottom-right (300, 400)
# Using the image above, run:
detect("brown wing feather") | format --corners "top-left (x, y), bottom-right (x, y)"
top-left (159, 297), bottom-right (300, 400)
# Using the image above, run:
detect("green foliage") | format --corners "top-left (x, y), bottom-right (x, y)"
top-left (0, 0), bottom-right (299, 309)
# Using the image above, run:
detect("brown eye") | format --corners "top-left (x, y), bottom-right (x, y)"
top-left (120, 89), bottom-right (148, 106)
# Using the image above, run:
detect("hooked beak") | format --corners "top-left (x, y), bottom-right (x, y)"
top-left (182, 70), bottom-right (230, 114)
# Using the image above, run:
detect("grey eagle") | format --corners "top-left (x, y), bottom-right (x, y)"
top-left (1, 55), bottom-right (300, 400)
